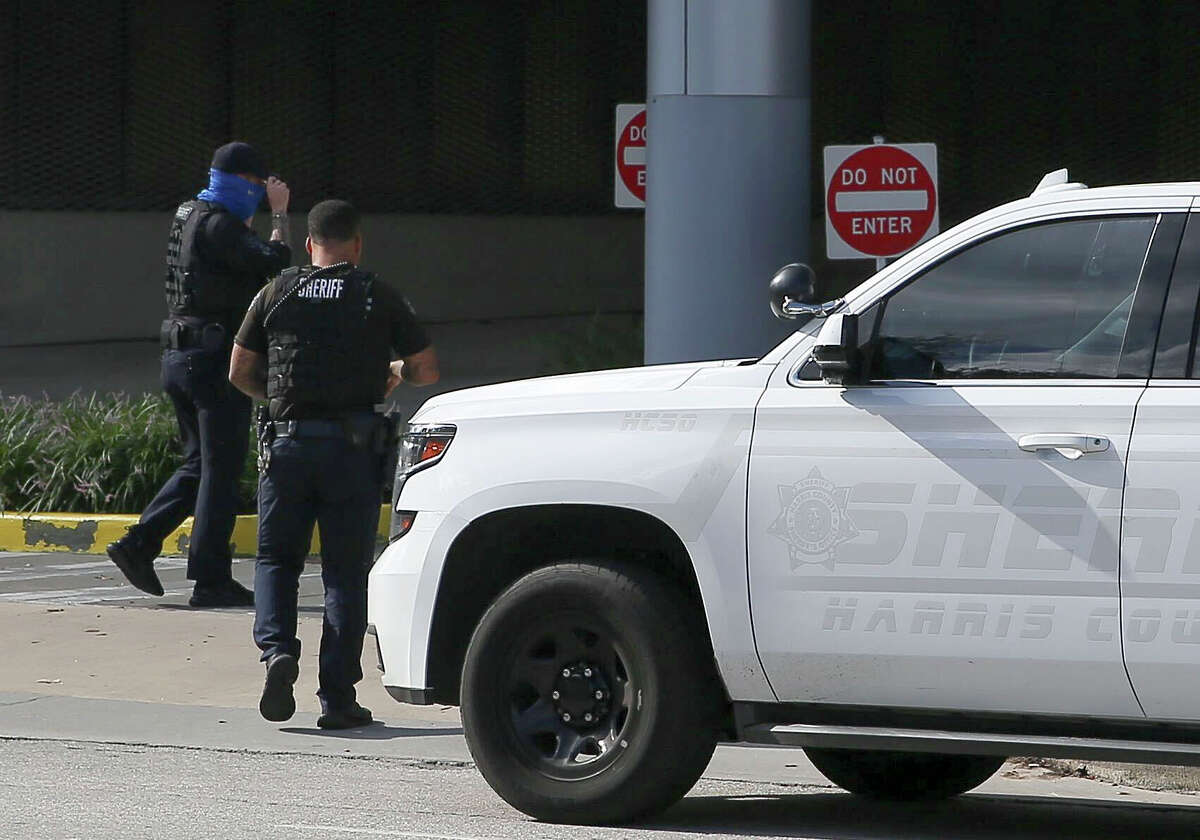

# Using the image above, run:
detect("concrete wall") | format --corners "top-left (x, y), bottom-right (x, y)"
top-left (0, 211), bottom-right (644, 347)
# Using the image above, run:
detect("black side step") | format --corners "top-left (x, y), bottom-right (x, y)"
top-left (743, 723), bottom-right (1200, 767)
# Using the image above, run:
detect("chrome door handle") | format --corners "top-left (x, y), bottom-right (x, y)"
top-left (1017, 433), bottom-right (1109, 460)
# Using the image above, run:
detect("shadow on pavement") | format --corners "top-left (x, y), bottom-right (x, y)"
top-left (646, 791), bottom-right (1200, 839)
top-left (278, 723), bottom-right (463, 740)
top-left (147, 603), bottom-right (253, 612)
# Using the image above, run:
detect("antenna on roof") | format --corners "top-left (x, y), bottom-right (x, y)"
top-left (1033, 169), bottom-right (1069, 194)
top-left (1031, 168), bottom-right (1087, 196)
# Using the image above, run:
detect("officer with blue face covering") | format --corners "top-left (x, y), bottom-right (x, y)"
top-left (107, 142), bottom-right (292, 608)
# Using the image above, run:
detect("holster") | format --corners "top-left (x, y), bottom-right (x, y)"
top-left (340, 414), bottom-right (396, 454)
top-left (256, 405), bottom-right (275, 472)
top-left (199, 322), bottom-right (227, 353)
top-left (375, 415), bottom-right (400, 454)
top-left (160, 318), bottom-right (227, 352)
top-left (159, 319), bottom-right (182, 349)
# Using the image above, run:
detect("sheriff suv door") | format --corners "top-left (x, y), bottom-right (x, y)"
top-left (1121, 210), bottom-right (1200, 721)
top-left (748, 211), bottom-right (1185, 718)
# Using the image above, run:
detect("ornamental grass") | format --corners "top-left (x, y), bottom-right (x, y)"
top-left (0, 392), bottom-right (256, 514)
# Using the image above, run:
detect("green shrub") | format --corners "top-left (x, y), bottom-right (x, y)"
top-left (0, 392), bottom-right (257, 514)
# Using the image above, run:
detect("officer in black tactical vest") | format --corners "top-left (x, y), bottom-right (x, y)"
top-left (106, 142), bottom-right (292, 608)
top-left (229, 199), bottom-right (439, 728)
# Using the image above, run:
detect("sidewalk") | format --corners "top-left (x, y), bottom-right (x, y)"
top-left (0, 599), bottom-right (838, 787)
top-left (0, 600), bottom-right (407, 715)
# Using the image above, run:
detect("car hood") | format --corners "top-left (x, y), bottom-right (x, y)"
top-left (411, 359), bottom-right (747, 421)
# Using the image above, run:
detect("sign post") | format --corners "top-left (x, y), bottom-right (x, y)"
top-left (823, 141), bottom-right (938, 264)
top-left (614, 104), bottom-right (646, 208)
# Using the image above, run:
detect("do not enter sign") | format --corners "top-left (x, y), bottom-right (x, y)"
top-left (824, 143), bottom-right (938, 260)
top-left (614, 104), bottom-right (646, 208)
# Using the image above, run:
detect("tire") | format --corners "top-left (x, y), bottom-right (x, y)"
top-left (804, 748), bottom-right (1005, 800)
top-left (460, 561), bottom-right (722, 824)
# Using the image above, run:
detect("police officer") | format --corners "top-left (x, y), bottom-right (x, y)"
top-left (106, 142), bottom-right (293, 607)
top-left (229, 199), bottom-right (438, 728)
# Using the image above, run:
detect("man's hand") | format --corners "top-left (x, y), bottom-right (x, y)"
top-left (266, 176), bottom-right (290, 214)
top-left (385, 365), bottom-right (402, 397)
top-left (388, 347), bottom-right (439, 390)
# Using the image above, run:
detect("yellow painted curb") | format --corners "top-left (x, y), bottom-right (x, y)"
top-left (0, 506), bottom-right (391, 556)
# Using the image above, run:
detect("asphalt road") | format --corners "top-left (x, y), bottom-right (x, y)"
top-left (2, 550), bottom-right (1200, 838)
top-left (5, 738), bottom-right (1200, 840)
top-left (0, 551), bottom-right (307, 608)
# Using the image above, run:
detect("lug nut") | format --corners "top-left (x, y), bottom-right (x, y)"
top-left (562, 712), bottom-right (572, 722)
top-left (584, 713), bottom-right (593, 722)
top-left (551, 690), bottom-right (560, 700)
top-left (594, 690), bottom-right (604, 700)
top-left (583, 668), bottom-right (593, 677)
top-left (562, 668), bottom-right (571, 677)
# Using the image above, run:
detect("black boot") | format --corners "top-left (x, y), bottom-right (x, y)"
top-left (106, 532), bottom-right (163, 597)
top-left (188, 578), bottom-right (255, 608)
top-left (317, 703), bottom-right (374, 730)
top-left (259, 653), bottom-right (299, 722)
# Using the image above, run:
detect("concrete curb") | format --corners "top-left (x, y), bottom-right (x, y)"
top-left (0, 506), bottom-right (390, 556)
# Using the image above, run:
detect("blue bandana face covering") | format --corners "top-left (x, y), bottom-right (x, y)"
top-left (196, 168), bottom-right (266, 220)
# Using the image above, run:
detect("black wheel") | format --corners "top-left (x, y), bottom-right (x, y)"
top-left (460, 561), bottom-right (722, 824)
top-left (805, 748), bottom-right (1005, 800)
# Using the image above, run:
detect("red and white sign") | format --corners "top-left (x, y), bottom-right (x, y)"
top-left (614, 104), bottom-right (646, 208)
top-left (824, 143), bottom-right (938, 260)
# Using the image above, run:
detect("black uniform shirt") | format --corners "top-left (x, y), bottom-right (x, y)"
top-left (199, 212), bottom-right (291, 278)
top-left (196, 210), bottom-right (291, 319)
top-left (235, 266), bottom-right (430, 418)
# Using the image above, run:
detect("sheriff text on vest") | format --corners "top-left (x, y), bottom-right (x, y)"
top-left (296, 277), bottom-right (344, 299)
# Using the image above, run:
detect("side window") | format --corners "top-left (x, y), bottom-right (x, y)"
top-left (1152, 213), bottom-right (1200, 378)
top-left (1164, 214), bottom-right (1200, 378)
top-left (869, 216), bottom-right (1157, 380)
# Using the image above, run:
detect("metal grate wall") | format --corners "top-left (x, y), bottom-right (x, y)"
top-left (0, 0), bottom-right (647, 214)
top-left (3, 1), bottom-right (1198, 221)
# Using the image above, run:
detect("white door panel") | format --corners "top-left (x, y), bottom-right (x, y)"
top-left (1122, 384), bottom-right (1200, 721)
top-left (747, 380), bottom-right (1145, 717)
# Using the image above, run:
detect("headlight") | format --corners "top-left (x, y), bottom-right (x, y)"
top-left (391, 424), bottom-right (456, 539)
top-left (398, 423), bottom-right (456, 475)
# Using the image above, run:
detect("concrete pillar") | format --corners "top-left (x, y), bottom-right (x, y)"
top-left (644, 0), bottom-right (812, 363)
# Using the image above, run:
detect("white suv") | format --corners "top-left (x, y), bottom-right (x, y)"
top-left (369, 171), bottom-right (1200, 824)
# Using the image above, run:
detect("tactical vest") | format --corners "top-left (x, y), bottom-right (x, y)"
top-left (164, 200), bottom-right (254, 322)
top-left (264, 265), bottom-right (392, 418)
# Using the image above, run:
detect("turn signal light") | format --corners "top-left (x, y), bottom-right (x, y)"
top-left (391, 510), bottom-right (416, 541)
top-left (420, 438), bottom-right (448, 462)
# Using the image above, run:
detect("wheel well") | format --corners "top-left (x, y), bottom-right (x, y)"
top-left (425, 505), bottom-right (718, 706)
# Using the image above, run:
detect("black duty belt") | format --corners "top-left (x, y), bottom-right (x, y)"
top-left (272, 419), bottom-right (353, 439)
top-left (161, 318), bottom-right (228, 352)
top-left (272, 415), bottom-right (390, 449)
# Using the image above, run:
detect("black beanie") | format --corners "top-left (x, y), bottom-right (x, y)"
top-left (211, 141), bottom-right (268, 179)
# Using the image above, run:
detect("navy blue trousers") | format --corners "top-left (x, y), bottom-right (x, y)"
top-left (132, 347), bottom-right (251, 584)
top-left (253, 435), bottom-right (384, 711)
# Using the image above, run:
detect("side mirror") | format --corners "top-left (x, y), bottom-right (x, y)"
top-left (769, 263), bottom-right (844, 322)
top-left (812, 312), bottom-right (861, 385)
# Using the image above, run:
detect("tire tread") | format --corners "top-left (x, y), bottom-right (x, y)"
top-left (461, 560), bottom-right (722, 824)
